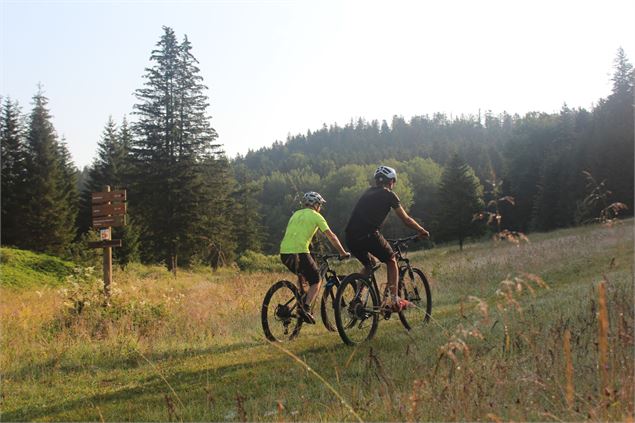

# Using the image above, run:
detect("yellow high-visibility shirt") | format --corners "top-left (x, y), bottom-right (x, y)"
top-left (280, 208), bottom-right (330, 254)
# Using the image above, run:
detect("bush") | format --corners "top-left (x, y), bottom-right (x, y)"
top-left (124, 262), bottom-right (172, 280)
top-left (47, 267), bottom-right (170, 339)
top-left (66, 231), bottom-right (102, 268)
top-left (236, 250), bottom-right (285, 272)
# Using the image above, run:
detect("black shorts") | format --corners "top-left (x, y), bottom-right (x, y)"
top-left (345, 231), bottom-right (395, 268)
top-left (280, 253), bottom-right (320, 285)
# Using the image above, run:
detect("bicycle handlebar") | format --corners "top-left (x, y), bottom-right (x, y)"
top-left (386, 234), bottom-right (420, 245)
top-left (317, 253), bottom-right (350, 261)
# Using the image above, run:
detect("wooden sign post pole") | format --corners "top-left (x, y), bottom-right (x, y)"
top-left (103, 185), bottom-right (113, 298)
top-left (89, 185), bottom-right (126, 301)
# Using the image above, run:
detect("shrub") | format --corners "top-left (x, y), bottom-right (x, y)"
top-left (48, 267), bottom-right (170, 339)
top-left (65, 231), bottom-right (102, 268)
top-left (236, 250), bottom-right (285, 272)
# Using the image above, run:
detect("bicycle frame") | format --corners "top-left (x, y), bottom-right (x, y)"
top-left (294, 254), bottom-right (340, 298)
top-left (368, 240), bottom-right (415, 298)
top-left (351, 235), bottom-right (421, 312)
top-left (288, 253), bottom-right (345, 334)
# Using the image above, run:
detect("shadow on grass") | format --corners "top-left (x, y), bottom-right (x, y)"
top-left (3, 334), bottom-right (363, 421)
top-left (4, 339), bottom-right (262, 381)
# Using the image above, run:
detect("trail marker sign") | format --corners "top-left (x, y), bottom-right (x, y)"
top-left (92, 215), bottom-right (126, 229)
top-left (92, 203), bottom-right (127, 218)
top-left (92, 190), bottom-right (126, 204)
top-left (92, 190), bottom-right (127, 229)
top-left (88, 240), bottom-right (123, 249)
top-left (89, 186), bottom-right (127, 299)
top-left (100, 228), bottom-right (111, 241)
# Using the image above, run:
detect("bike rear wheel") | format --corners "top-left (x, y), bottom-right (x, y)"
top-left (261, 280), bottom-right (303, 342)
top-left (398, 267), bottom-right (432, 330)
top-left (334, 273), bottom-right (380, 346)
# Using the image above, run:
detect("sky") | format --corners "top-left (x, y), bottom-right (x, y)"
top-left (1, 0), bottom-right (634, 169)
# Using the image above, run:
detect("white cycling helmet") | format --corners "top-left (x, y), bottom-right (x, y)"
top-left (374, 165), bottom-right (397, 183)
top-left (303, 191), bottom-right (326, 207)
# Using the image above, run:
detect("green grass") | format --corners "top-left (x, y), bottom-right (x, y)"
top-left (0, 247), bottom-right (76, 288)
top-left (1, 222), bottom-right (633, 421)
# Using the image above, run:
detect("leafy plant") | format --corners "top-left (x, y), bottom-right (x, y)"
top-left (236, 250), bottom-right (285, 272)
top-left (575, 171), bottom-right (629, 225)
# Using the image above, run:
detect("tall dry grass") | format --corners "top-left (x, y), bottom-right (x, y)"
top-left (1, 222), bottom-right (633, 421)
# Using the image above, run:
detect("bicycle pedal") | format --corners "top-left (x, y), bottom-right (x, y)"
top-left (383, 311), bottom-right (392, 320)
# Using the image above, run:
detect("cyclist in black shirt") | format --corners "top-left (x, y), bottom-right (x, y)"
top-left (345, 165), bottom-right (430, 312)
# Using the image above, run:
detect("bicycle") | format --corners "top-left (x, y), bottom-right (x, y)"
top-left (261, 253), bottom-right (347, 342)
top-left (333, 234), bottom-right (432, 346)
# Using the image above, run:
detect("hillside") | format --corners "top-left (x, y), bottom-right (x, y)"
top-left (0, 247), bottom-right (76, 288)
top-left (235, 85), bottom-right (634, 253)
top-left (1, 221), bottom-right (632, 421)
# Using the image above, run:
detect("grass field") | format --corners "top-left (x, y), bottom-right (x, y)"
top-left (1, 222), bottom-right (633, 421)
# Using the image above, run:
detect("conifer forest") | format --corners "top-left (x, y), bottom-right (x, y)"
top-left (2, 27), bottom-right (633, 269)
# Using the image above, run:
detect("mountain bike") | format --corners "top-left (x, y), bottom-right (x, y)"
top-left (333, 235), bottom-right (432, 346)
top-left (261, 253), bottom-right (347, 342)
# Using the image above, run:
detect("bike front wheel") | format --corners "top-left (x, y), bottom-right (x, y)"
top-left (398, 267), bottom-right (432, 330)
top-left (261, 280), bottom-right (303, 342)
top-left (320, 276), bottom-right (341, 332)
top-left (334, 273), bottom-right (380, 346)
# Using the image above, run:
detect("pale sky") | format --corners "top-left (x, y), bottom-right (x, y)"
top-left (1, 0), bottom-right (634, 168)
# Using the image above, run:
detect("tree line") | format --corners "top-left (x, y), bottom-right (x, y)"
top-left (2, 26), bottom-right (633, 268)
top-left (237, 48), bottom-right (633, 252)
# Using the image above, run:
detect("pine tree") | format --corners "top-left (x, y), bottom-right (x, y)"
top-left (602, 48), bottom-right (634, 211)
top-left (115, 116), bottom-right (140, 267)
top-left (119, 116), bottom-right (133, 179)
top-left (199, 155), bottom-right (236, 267)
top-left (79, 116), bottom-right (139, 267)
top-left (78, 117), bottom-right (120, 234)
top-left (435, 154), bottom-right (484, 250)
top-left (22, 88), bottom-right (78, 255)
top-left (1, 97), bottom-right (27, 246)
top-left (611, 47), bottom-right (634, 100)
top-left (131, 27), bottom-right (230, 270)
top-left (531, 105), bottom-right (580, 230)
top-left (231, 163), bottom-right (264, 255)
top-left (58, 136), bottom-right (80, 239)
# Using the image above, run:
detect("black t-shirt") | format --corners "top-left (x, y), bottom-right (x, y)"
top-left (345, 186), bottom-right (401, 237)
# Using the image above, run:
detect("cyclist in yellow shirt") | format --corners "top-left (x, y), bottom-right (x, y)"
top-left (280, 192), bottom-right (350, 324)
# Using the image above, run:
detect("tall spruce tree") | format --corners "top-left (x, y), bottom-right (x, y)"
top-left (79, 116), bottom-right (139, 266)
top-left (22, 88), bottom-right (78, 255)
top-left (78, 117), bottom-right (120, 234)
top-left (231, 163), bottom-right (264, 255)
top-left (435, 154), bottom-right (484, 250)
top-left (58, 136), bottom-right (80, 235)
top-left (602, 48), bottom-right (634, 210)
top-left (1, 97), bottom-right (27, 246)
top-left (530, 105), bottom-right (581, 231)
top-left (131, 27), bottom-right (228, 270)
top-left (200, 155), bottom-right (236, 267)
top-left (115, 116), bottom-right (141, 267)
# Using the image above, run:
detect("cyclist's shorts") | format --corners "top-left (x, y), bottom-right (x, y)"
top-left (280, 253), bottom-right (320, 285)
top-left (345, 230), bottom-right (395, 267)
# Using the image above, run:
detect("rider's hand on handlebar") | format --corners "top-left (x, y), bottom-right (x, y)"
top-left (418, 229), bottom-right (430, 240)
top-left (339, 252), bottom-right (351, 260)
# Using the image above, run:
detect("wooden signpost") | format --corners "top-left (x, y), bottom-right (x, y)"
top-left (90, 186), bottom-right (127, 298)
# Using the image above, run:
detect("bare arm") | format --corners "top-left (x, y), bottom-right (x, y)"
top-left (394, 206), bottom-right (430, 238)
top-left (324, 229), bottom-right (350, 257)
